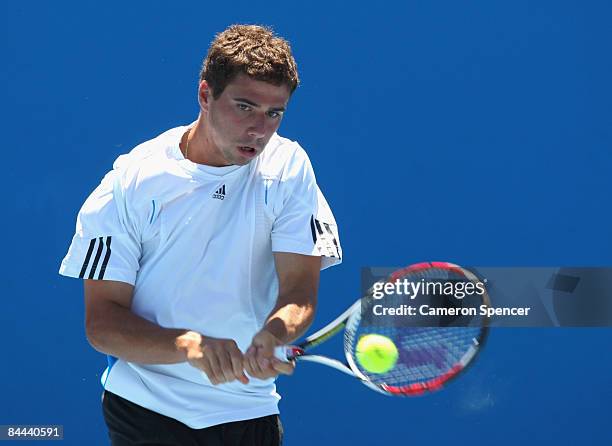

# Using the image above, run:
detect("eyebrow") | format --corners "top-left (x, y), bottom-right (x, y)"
top-left (234, 97), bottom-right (286, 112)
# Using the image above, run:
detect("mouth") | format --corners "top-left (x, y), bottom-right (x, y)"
top-left (237, 145), bottom-right (258, 159)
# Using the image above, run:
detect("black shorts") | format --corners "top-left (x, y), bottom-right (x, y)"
top-left (102, 390), bottom-right (283, 446)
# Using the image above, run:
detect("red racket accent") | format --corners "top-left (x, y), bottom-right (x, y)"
top-left (389, 261), bottom-right (465, 283)
top-left (288, 346), bottom-right (305, 358)
top-left (382, 364), bottom-right (464, 396)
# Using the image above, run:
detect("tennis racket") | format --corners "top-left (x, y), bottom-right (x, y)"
top-left (274, 262), bottom-right (491, 396)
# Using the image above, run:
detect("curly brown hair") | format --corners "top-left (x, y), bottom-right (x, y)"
top-left (200, 24), bottom-right (300, 99)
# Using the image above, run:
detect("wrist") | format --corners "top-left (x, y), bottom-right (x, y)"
top-left (175, 330), bottom-right (203, 361)
top-left (262, 319), bottom-right (290, 345)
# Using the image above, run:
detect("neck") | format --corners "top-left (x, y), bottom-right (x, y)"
top-left (183, 115), bottom-right (230, 167)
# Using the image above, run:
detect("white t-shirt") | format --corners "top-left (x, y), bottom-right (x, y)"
top-left (59, 125), bottom-right (342, 428)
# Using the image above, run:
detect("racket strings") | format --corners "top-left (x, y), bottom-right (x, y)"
top-left (351, 326), bottom-right (480, 387)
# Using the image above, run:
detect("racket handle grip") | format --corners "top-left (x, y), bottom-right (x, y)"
top-left (273, 346), bottom-right (292, 362)
top-left (274, 345), bottom-right (305, 362)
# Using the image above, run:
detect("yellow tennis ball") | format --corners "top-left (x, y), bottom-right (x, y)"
top-left (355, 334), bottom-right (398, 374)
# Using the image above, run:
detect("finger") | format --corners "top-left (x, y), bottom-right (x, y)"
top-left (218, 350), bottom-right (236, 383)
top-left (206, 351), bottom-right (225, 385)
top-left (255, 344), bottom-right (276, 374)
top-left (193, 355), bottom-right (216, 384)
top-left (229, 348), bottom-right (249, 384)
top-left (271, 358), bottom-right (295, 376)
top-left (247, 347), bottom-right (265, 378)
top-left (243, 346), bottom-right (256, 377)
top-left (255, 351), bottom-right (278, 379)
top-left (257, 355), bottom-right (271, 371)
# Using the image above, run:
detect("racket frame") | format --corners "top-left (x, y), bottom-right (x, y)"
top-left (275, 262), bottom-right (491, 396)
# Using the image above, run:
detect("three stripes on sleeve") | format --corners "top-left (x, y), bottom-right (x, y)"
top-left (310, 216), bottom-right (341, 259)
top-left (79, 236), bottom-right (112, 279)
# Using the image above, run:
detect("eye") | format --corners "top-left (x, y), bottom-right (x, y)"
top-left (267, 111), bottom-right (283, 119)
top-left (237, 103), bottom-right (252, 112)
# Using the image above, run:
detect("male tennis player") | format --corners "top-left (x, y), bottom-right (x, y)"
top-left (59, 25), bottom-right (341, 446)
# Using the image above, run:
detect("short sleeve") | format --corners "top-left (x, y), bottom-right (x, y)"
top-left (59, 170), bottom-right (142, 285)
top-left (271, 157), bottom-right (342, 270)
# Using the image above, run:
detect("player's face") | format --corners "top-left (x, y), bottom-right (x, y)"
top-left (200, 73), bottom-right (291, 166)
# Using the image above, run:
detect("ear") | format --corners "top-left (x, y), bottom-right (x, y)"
top-left (198, 80), bottom-right (211, 112)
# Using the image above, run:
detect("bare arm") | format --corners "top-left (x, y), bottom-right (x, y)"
top-left (84, 279), bottom-right (248, 384)
top-left (244, 252), bottom-right (321, 378)
top-left (84, 279), bottom-right (187, 363)
top-left (263, 252), bottom-right (321, 343)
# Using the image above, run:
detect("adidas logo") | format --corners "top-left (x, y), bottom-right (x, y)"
top-left (212, 184), bottom-right (226, 200)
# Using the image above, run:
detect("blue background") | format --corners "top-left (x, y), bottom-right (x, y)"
top-left (2, 1), bottom-right (611, 444)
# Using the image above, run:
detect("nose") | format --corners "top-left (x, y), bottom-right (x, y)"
top-left (247, 114), bottom-right (266, 139)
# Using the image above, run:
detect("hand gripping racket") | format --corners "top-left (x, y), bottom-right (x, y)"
top-left (274, 262), bottom-right (491, 396)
